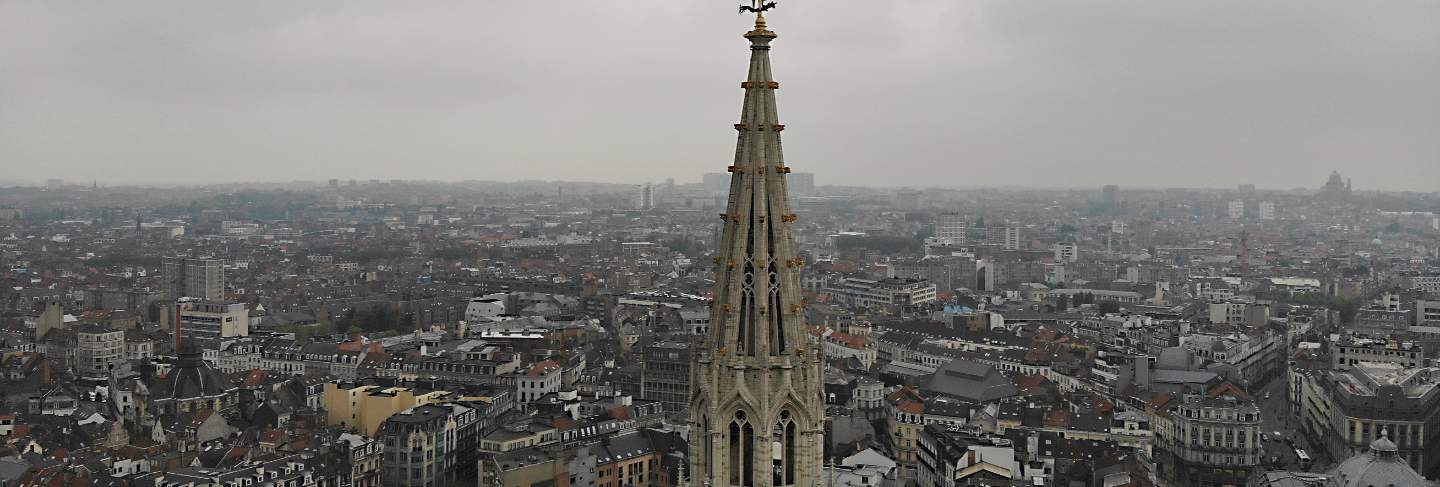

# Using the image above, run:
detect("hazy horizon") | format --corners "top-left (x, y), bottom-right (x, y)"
top-left (3, 1), bottom-right (1437, 191)
top-left (4, 176), bottom-right (1428, 197)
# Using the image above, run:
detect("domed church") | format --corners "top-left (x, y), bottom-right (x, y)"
top-left (150, 341), bottom-right (239, 417)
top-left (1329, 432), bottom-right (1433, 487)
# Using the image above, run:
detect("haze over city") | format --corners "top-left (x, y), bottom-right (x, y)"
top-left (2, 2), bottom-right (1440, 487)
top-left (2, 0), bottom-right (1437, 190)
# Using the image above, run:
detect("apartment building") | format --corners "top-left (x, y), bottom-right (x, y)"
top-left (380, 403), bottom-right (480, 487)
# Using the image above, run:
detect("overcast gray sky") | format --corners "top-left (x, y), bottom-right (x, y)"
top-left (2, 1), bottom-right (1437, 191)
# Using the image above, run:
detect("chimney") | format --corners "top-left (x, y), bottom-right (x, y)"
top-left (967, 450), bottom-right (976, 467)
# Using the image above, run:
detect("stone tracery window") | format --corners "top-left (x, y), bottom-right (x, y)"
top-left (772, 409), bottom-right (796, 486)
top-left (730, 410), bottom-right (754, 486)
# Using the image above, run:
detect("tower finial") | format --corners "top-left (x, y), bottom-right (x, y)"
top-left (739, 1), bottom-right (777, 16)
top-left (744, 2), bottom-right (777, 39)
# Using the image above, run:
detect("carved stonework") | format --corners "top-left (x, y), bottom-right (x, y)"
top-left (690, 11), bottom-right (824, 487)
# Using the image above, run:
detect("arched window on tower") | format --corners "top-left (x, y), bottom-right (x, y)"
top-left (772, 409), bottom-right (797, 486)
top-left (701, 414), bottom-right (711, 478)
top-left (768, 261), bottom-right (786, 355)
top-left (731, 410), bottom-right (754, 486)
top-left (739, 262), bottom-right (756, 355)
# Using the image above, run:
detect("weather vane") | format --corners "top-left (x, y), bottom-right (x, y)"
top-left (739, 0), bottom-right (777, 14)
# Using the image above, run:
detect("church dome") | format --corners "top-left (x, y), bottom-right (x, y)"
top-left (1328, 430), bottom-right (1428, 487)
top-left (157, 341), bottom-right (235, 402)
top-left (1369, 435), bottom-right (1397, 453)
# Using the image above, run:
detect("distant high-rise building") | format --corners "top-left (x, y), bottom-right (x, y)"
top-left (789, 172), bottom-right (815, 195)
top-left (46, 178), bottom-right (64, 191)
top-left (1003, 225), bottom-right (1021, 251)
top-left (636, 183), bottom-right (654, 210)
top-left (163, 257), bottom-right (225, 301)
top-left (1044, 262), bottom-right (1066, 285)
top-left (1258, 201), bottom-right (1276, 220)
top-left (895, 189), bottom-right (920, 209)
top-left (934, 212), bottom-right (968, 245)
top-left (328, 178), bottom-right (339, 189)
top-left (1228, 200), bottom-right (1245, 220)
top-left (1237, 183), bottom-right (1256, 194)
top-left (1102, 184), bottom-right (1120, 212)
top-left (1053, 242), bottom-right (1079, 263)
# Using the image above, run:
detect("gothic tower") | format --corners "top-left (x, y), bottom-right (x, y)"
top-left (689, 10), bottom-right (825, 487)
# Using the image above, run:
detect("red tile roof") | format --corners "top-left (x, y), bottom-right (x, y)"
top-left (895, 400), bottom-right (924, 414)
top-left (886, 386), bottom-right (923, 403)
top-left (259, 428), bottom-right (285, 444)
top-left (190, 409), bottom-right (213, 427)
top-left (1043, 409), bottom-right (1072, 428)
top-left (1012, 374), bottom-right (1046, 393)
top-left (1207, 382), bottom-right (1251, 401)
top-left (1150, 392), bottom-right (1174, 412)
top-left (528, 360), bottom-right (562, 377)
top-left (240, 369), bottom-right (267, 388)
top-left (337, 338), bottom-right (365, 353)
top-left (828, 331), bottom-right (869, 349)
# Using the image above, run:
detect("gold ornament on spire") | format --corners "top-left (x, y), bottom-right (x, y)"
top-left (740, 0), bottom-right (777, 37)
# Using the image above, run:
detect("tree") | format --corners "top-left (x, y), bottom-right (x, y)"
top-left (665, 237), bottom-right (695, 254)
top-left (281, 322), bottom-right (333, 341)
top-left (432, 247), bottom-right (476, 261)
top-left (1098, 300), bottom-right (1121, 314)
top-left (835, 235), bottom-right (922, 254)
top-left (1057, 293), bottom-right (1070, 312)
top-left (337, 303), bottom-right (403, 333)
top-left (953, 294), bottom-right (979, 309)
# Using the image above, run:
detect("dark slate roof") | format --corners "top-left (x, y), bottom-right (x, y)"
top-left (154, 342), bottom-right (236, 401)
top-left (921, 359), bottom-right (1018, 404)
top-left (1070, 411), bottom-right (1112, 433)
top-left (595, 430), bottom-right (655, 465)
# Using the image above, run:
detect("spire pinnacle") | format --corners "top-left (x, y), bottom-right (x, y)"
top-left (692, 6), bottom-right (823, 486)
top-left (740, 0), bottom-right (778, 35)
top-left (746, 14), bottom-right (776, 39)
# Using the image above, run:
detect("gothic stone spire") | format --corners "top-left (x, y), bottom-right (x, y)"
top-left (691, 11), bottom-right (824, 487)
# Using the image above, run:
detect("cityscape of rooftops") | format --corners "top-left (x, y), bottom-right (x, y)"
top-left (0, 2), bottom-right (1437, 487)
